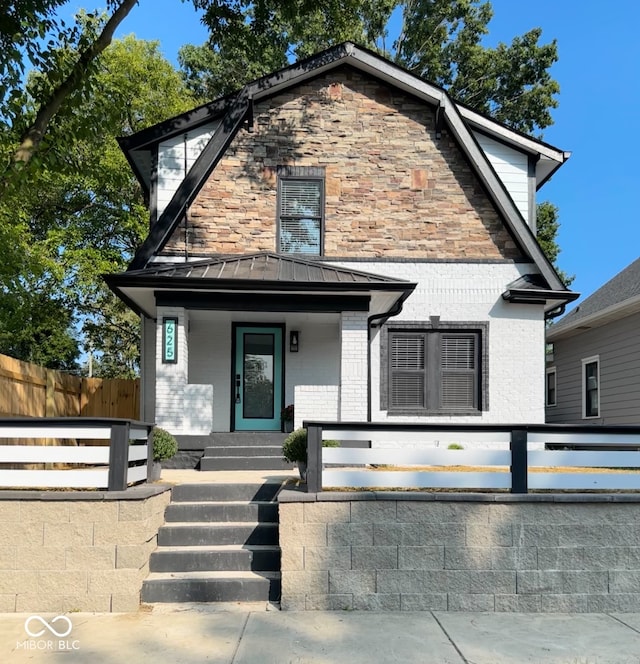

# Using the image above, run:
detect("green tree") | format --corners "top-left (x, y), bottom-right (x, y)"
top-left (0, 36), bottom-right (198, 374)
top-left (536, 202), bottom-right (573, 287)
top-left (395, 0), bottom-right (559, 135)
top-left (0, 0), bottom-right (137, 178)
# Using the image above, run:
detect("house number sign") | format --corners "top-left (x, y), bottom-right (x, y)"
top-left (162, 317), bottom-right (178, 363)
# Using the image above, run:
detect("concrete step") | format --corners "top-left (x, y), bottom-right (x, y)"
top-left (203, 445), bottom-right (283, 457)
top-left (171, 482), bottom-right (284, 503)
top-left (141, 571), bottom-right (280, 603)
top-left (176, 433), bottom-right (287, 450)
top-left (200, 456), bottom-right (293, 471)
top-left (149, 545), bottom-right (280, 573)
top-left (158, 522), bottom-right (279, 547)
top-left (210, 433), bottom-right (287, 447)
top-left (165, 501), bottom-right (278, 523)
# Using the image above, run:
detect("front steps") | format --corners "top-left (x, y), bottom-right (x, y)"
top-left (142, 482), bottom-right (283, 604)
top-left (200, 433), bottom-right (293, 471)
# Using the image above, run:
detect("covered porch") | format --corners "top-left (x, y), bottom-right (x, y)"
top-left (106, 253), bottom-right (415, 444)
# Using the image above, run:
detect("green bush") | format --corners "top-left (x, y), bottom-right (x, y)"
top-left (152, 427), bottom-right (178, 462)
top-left (447, 443), bottom-right (464, 450)
top-left (282, 428), bottom-right (339, 464)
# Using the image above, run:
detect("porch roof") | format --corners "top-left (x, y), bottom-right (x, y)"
top-left (501, 273), bottom-right (579, 317)
top-left (104, 253), bottom-right (416, 319)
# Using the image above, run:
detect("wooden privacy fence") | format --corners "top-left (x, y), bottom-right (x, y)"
top-left (0, 353), bottom-right (139, 419)
top-left (303, 422), bottom-right (640, 493)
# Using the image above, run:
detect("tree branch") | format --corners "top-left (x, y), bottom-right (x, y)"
top-left (13, 0), bottom-right (138, 167)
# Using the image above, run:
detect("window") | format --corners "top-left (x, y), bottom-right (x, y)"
top-left (277, 166), bottom-right (324, 255)
top-left (546, 367), bottom-right (557, 407)
top-left (384, 327), bottom-right (483, 414)
top-left (582, 356), bottom-right (600, 418)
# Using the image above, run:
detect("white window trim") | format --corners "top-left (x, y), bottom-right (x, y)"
top-left (545, 366), bottom-right (557, 407)
top-left (581, 355), bottom-right (600, 419)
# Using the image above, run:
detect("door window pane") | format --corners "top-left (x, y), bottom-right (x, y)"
top-left (243, 334), bottom-right (274, 419)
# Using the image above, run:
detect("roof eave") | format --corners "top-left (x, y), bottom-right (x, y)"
top-left (502, 288), bottom-right (580, 311)
top-left (547, 293), bottom-right (640, 341)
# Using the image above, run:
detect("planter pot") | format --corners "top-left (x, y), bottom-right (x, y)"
top-left (148, 461), bottom-right (162, 481)
top-left (297, 461), bottom-right (307, 481)
top-left (283, 420), bottom-right (294, 433)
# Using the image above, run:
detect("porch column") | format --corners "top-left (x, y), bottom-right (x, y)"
top-left (155, 306), bottom-right (189, 433)
top-left (339, 311), bottom-right (368, 422)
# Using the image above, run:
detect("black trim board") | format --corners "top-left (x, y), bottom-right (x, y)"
top-left (155, 292), bottom-right (370, 312)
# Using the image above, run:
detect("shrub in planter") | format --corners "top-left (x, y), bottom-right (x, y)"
top-left (282, 428), bottom-right (339, 479)
top-left (152, 427), bottom-right (178, 462)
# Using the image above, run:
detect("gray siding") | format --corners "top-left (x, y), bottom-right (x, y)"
top-left (546, 311), bottom-right (640, 424)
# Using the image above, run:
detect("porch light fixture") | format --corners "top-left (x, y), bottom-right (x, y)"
top-left (289, 330), bottom-right (299, 352)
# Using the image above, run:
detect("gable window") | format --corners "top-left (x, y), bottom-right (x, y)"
top-left (582, 356), bottom-right (600, 418)
top-left (546, 367), bottom-right (557, 407)
top-left (277, 166), bottom-right (324, 255)
top-left (383, 324), bottom-right (485, 415)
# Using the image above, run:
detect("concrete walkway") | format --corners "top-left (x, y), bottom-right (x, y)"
top-left (158, 468), bottom-right (297, 485)
top-left (2, 606), bottom-right (640, 663)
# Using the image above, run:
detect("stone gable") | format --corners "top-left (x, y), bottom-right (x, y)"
top-left (162, 68), bottom-right (523, 260)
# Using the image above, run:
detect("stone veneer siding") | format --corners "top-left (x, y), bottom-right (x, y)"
top-left (0, 486), bottom-right (170, 613)
top-left (164, 67), bottom-right (522, 261)
top-left (279, 491), bottom-right (640, 612)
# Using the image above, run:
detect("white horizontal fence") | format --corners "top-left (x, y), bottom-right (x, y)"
top-left (0, 418), bottom-right (154, 490)
top-left (303, 422), bottom-right (640, 493)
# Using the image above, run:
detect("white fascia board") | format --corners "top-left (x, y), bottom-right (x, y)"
top-left (458, 106), bottom-right (567, 163)
top-left (547, 294), bottom-right (640, 341)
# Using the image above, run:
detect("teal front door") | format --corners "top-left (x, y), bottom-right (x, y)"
top-left (233, 326), bottom-right (283, 431)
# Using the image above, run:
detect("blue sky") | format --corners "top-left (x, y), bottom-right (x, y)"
top-left (110, 0), bottom-right (639, 305)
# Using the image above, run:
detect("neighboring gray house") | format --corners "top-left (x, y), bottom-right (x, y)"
top-left (546, 257), bottom-right (640, 424)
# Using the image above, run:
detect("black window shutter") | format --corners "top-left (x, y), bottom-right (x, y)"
top-left (439, 333), bottom-right (478, 410)
top-left (389, 333), bottom-right (426, 409)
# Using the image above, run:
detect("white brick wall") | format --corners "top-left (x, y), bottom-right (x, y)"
top-left (339, 312), bottom-right (369, 421)
top-left (155, 307), bottom-right (188, 433)
top-left (183, 384), bottom-right (214, 434)
top-left (336, 261), bottom-right (546, 427)
top-left (150, 262), bottom-right (545, 435)
top-left (285, 320), bottom-right (340, 405)
top-left (188, 315), bottom-right (230, 432)
top-left (294, 385), bottom-right (339, 429)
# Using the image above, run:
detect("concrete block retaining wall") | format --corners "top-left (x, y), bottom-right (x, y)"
top-left (279, 491), bottom-right (640, 612)
top-left (0, 486), bottom-right (171, 613)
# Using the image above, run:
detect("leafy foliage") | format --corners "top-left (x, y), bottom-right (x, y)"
top-left (152, 427), bottom-right (178, 462)
top-left (536, 202), bottom-right (573, 287)
top-left (0, 35), bottom-right (197, 374)
top-left (282, 428), bottom-right (339, 464)
top-left (395, 0), bottom-right (559, 134)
